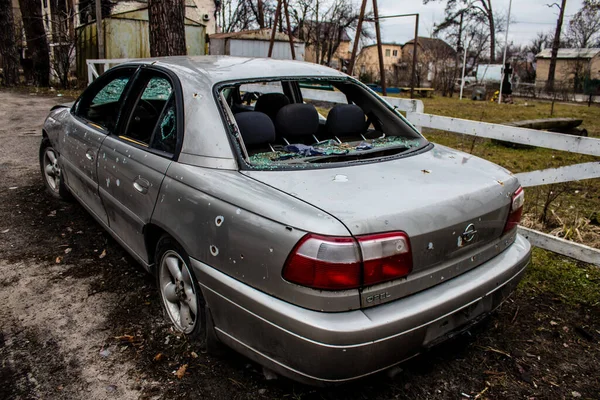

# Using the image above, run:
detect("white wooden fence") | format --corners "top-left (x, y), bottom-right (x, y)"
top-left (86, 60), bottom-right (600, 266)
top-left (86, 59), bottom-right (135, 85)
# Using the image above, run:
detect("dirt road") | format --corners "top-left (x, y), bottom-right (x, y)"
top-left (1, 90), bottom-right (598, 400)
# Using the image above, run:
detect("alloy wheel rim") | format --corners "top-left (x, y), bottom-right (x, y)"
top-left (159, 250), bottom-right (198, 334)
top-left (43, 148), bottom-right (61, 193)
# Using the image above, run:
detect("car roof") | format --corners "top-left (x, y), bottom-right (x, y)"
top-left (125, 55), bottom-right (347, 85)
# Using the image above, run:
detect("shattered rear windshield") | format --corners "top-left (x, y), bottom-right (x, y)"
top-left (218, 77), bottom-right (428, 169)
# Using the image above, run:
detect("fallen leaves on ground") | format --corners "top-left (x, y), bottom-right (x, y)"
top-left (174, 364), bottom-right (187, 379)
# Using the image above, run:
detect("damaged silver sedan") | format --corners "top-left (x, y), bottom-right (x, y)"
top-left (40, 56), bottom-right (531, 385)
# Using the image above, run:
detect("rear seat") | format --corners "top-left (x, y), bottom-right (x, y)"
top-left (325, 104), bottom-right (367, 137)
top-left (274, 104), bottom-right (319, 143)
top-left (254, 93), bottom-right (290, 122)
top-left (234, 111), bottom-right (276, 147)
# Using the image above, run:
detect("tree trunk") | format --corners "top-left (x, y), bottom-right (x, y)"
top-left (148, 0), bottom-right (187, 57)
top-left (485, 0), bottom-right (495, 63)
top-left (451, 12), bottom-right (464, 97)
top-left (50, 0), bottom-right (72, 88)
top-left (547, 0), bottom-right (567, 92)
top-left (18, 0), bottom-right (51, 86)
top-left (0, 0), bottom-right (20, 86)
top-left (257, 0), bottom-right (265, 28)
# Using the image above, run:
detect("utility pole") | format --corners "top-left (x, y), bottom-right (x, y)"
top-left (282, 0), bottom-right (296, 59)
top-left (354, 11), bottom-right (420, 98)
top-left (95, 0), bottom-right (104, 59)
top-left (459, 35), bottom-right (469, 100)
top-left (410, 13), bottom-right (419, 99)
top-left (268, 0), bottom-right (282, 57)
top-left (372, 0), bottom-right (386, 96)
top-left (268, 0), bottom-right (295, 60)
top-left (348, 0), bottom-right (368, 76)
top-left (546, 0), bottom-right (567, 92)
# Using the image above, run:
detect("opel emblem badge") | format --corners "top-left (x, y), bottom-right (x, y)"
top-left (462, 223), bottom-right (477, 243)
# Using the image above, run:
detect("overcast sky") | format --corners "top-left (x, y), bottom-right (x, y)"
top-left (369, 0), bottom-right (584, 47)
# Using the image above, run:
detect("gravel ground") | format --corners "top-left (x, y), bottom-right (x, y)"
top-left (0, 90), bottom-right (598, 400)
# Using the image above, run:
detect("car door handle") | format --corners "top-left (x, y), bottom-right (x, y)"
top-left (85, 150), bottom-right (95, 161)
top-left (133, 178), bottom-right (150, 194)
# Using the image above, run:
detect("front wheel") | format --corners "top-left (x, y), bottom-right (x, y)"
top-left (156, 236), bottom-right (206, 342)
top-left (39, 138), bottom-right (70, 200)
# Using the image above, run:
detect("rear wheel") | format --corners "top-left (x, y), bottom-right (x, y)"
top-left (156, 236), bottom-right (206, 342)
top-left (39, 138), bottom-right (70, 200)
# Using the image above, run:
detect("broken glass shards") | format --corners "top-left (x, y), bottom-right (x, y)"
top-left (247, 135), bottom-right (422, 167)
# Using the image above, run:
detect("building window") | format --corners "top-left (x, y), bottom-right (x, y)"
top-left (385, 49), bottom-right (391, 57)
top-left (393, 50), bottom-right (398, 57)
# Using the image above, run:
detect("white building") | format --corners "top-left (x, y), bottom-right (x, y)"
top-left (210, 29), bottom-right (305, 61)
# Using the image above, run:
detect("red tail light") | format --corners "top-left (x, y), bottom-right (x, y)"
top-left (360, 232), bottom-right (412, 286)
top-left (283, 232), bottom-right (412, 290)
top-left (503, 186), bottom-right (524, 234)
top-left (283, 234), bottom-right (361, 290)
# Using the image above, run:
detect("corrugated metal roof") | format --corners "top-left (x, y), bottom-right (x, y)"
top-left (210, 28), bottom-right (302, 43)
top-left (536, 48), bottom-right (600, 59)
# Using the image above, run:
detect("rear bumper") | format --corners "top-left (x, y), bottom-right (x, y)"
top-left (190, 234), bottom-right (531, 386)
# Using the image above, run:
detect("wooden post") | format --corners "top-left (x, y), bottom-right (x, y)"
top-left (268, 0), bottom-right (282, 58)
top-left (410, 13), bottom-right (419, 99)
top-left (95, 0), bottom-right (104, 60)
top-left (348, 0), bottom-right (368, 76)
top-left (372, 0), bottom-right (386, 96)
top-left (498, 0), bottom-right (513, 104)
top-left (282, 0), bottom-right (296, 60)
top-left (68, 0), bottom-right (75, 40)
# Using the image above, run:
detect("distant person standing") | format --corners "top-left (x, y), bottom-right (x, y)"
top-left (502, 62), bottom-right (514, 103)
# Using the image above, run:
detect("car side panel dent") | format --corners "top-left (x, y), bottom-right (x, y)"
top-left (42, 107), bottom-right (71, 152)
top-left (151, 164), bottom-right (361, 311)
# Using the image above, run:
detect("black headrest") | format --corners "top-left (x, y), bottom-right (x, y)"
top-left (326, 104), bottom-right (366, 136)
top-left (254, 93), bottom-right (290, 121)
top-left (234, 111), bottom-right (276, 146)
top-left (275, 104), bottom-right (319, 138)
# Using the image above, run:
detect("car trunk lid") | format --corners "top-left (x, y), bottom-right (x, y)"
top-left (242, 145), bottom-right (520, 306)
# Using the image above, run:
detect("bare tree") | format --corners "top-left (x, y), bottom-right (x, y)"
top-left (148, 0), bottom-right (187, 56)
top-left (19, 0), bottom-right (51, 86)
top-left (0, 0), bottom-right (20, 86)
top-left (546, 0), bottom-right (567, 92)
top-left (528, 32), bottom-right (552, 55)
top-left (218, 0), bottom-right (267, 33)
top-left (566, 0), bottom-right (600, 48)
top-left (291, 0), bottom-right (371, 66)
top-left (424, 0), bottom-right (497, 62)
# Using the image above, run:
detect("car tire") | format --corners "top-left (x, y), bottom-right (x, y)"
top-left (39, 138), bottom-right (71, 200)
top-left (155, 235), bottom-right (207, 344)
